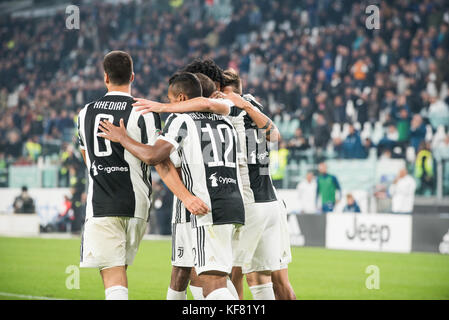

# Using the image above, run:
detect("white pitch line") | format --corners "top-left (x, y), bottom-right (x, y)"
top-left (0, 292), bottom-right (70, 300)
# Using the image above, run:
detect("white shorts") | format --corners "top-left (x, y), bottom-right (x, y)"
top-left (233, 201), bottom-right (282, 274)
top-left (192, 224), bottom-right (241, 275)
top-left (278, 200), bottom-right (292, 268)
top-left (171, 222), bottom-right (194, 267)
top-left (80, 216), bottom-right (147, 270)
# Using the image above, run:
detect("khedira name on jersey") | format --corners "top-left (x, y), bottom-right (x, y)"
top-left (93, 101), bottom-right (127, 111)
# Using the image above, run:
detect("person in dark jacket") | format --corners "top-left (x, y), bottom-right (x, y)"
top-left (13, 186), bottom-right (35, 214)
top-left (343, 193), bottom-right (361, 213)
top-left (342, 124), bottom-right (365, 158)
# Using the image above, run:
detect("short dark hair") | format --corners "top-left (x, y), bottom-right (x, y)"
top-left (168, 72), bottom-right (202, 99)
top-left (103, 51), bottom-right (133, 85)
top-left (195, 73), bottom-right (217, 98)
top-left (182, 59), bottom-right (225, 88)
top-left (223, 70), bottom-right (242, 94)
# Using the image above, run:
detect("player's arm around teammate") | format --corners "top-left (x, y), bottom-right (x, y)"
top-left (98, 119), bottom-right (209, 216)
top-left (218, 73), bottom-right (296, 300)
top-left (214, 91), bottom-right (281, 142)
top-left (133, 96), bottom-right (233, 116)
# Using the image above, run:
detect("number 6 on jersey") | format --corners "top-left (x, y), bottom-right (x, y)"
top-left (94, 113), bottom-right (114, 157)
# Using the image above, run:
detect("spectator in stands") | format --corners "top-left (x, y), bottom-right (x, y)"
top-left (396, 108), bottom-right (411, 143)
top-left (4, 130), bottom-right (23, 160)
top-left (351, 58), bottom-right (368, 88)
top-left (414, 141), bottom-right (435, 195)
top-left (270, 140), bottom-right (289, 189)
top-left (332, 95), bottom-right (346, 124)
top-left (24, 135), bottom-right (42, 162)
top-left (392, 95), bottom-right (410, 121)
top-left (13, 186), bottom-right (36, 214)
top-left (56, 195), bottom-right (74, 232)
top-left (343, 194), bottom-right (361, 213)
top-left (409, 114), bottom-right (427, 152)
top-left (433, 133), bottom-right (449, 160)
top-left (298, 96), bottom-right (314, 135)
top-left (312, 113), bottom-right (331, 155)
top-left (71, 192), bottom-right (87, 234)
top-left (377, 124), bottom-right (399, 157)
top-left (362, 137), bottom-right (375, 158)
top-left (288, 128), bottom-right (310, 152)
top-left (316, 162), bottom-right (341, 213)
top-left (0, 0), bottom-right (448, 198)
top-left (342, 124), bottom-right (365, 159)
top-left (354, 87), bottom-right (370, 125)
top-left (248, 55), bottom-right (267, 83)
top-left (389, 167), bottom-right (416, 214)
top-left (428, 95), bottom-right (449, 129)
top-left (296, 171), bottom-right (317, 214)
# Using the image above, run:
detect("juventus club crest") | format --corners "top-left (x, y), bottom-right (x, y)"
top-left (177, 246), bottom-right (184, 258)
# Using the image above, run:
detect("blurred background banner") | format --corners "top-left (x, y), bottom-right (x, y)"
top-left (286, 212), bottom-right (449, 254)
top-left (411, 214), bottom-right (449, 253)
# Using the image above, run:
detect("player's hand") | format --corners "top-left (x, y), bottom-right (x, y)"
top-left (183, 195), bottom-right (210, 216)
top-left (132, 98), bottom-right (166, 114)
top-left (210, 91), bottom-right (225, 99)
top-left (98, 119), bottom-right (127, 143)
top-left (222, 92), bottom-right (248, 109)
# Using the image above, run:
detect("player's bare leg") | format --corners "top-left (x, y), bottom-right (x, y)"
top-left (271, 268), bottom-right (296, 300)
top-left (189, 268), bottom-right (204, 299)
top-left (231, 266), bottom-right (244, 300)
top-left (196, 268), bottom-right (239, 300)
top-left (100, 265), bottom-right (128, 300)
top-left (199, 271), bottom-right (236, 300)
top-left (167, 266), bottom-right (191, 300)
top-left (246, 270), bottom-right (275, 300)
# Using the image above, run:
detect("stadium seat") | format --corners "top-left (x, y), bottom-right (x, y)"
top-left (341, 123), bottom-right (350, 139)
top-left (331, 123), bottom-right (342, 139)
top-left (360, 122), bottom-right (372, 140)
top-left (372, 122), bottom-right (384, 144)
top-left (425, 124), bottom-right (434, 142)
top-left (406, 146), bottom-right (416, 163)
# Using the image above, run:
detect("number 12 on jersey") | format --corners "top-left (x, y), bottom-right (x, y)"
top-left (201, 123), bottom-right (236, 168)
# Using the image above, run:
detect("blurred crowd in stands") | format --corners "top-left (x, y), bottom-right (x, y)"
top-left (1, 0), bottom-right (449, 197)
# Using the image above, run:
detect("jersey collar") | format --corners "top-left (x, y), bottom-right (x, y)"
top-left (105, 91), bottom-right (133, 97)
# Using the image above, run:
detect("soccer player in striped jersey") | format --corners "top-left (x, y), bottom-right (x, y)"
top-left (99, 72), bottom-right (245, 300)
top-left (77, 51), bottom-right (208, 300)
top-left (217, 71), bottom-right (296, 300)
top-left (133, 61), bottom-right (296, 300)
top-left (168, 73), bottom-right (239, 300)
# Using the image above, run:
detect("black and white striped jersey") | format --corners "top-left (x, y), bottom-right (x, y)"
top-left (159, 112), bottom-right (245, 227)
top-left (228, 94), bottom-right (278, 203)
top-left (169, 151), bottom-right (188, 224)
top-left (77, 91), bottom-right (161, 221)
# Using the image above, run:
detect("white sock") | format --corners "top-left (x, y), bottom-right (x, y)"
top-left (205, 287), bottom-right (237, 300)
top-left (166, 287), bottom-right (187, 300)
top-left (105, 285), bottom-right (128, 300)
top-left (189, 285), bottom-right (204, 300)
top-left (227, 278), bottom-right (239, 300)
top-left (249, 283), bottom-right (275, 300)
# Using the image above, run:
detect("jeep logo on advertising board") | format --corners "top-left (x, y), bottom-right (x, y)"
top-left (325, 213), bottom-right (412, 253)
top-left (346, 215), bottom-right (390, 249)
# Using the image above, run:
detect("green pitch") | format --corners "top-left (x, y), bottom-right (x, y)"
top-left (0, 236), bottom-right (448, 300)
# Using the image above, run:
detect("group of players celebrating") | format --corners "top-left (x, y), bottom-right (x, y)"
top-left (77, 50), bottom-right (296, 300)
